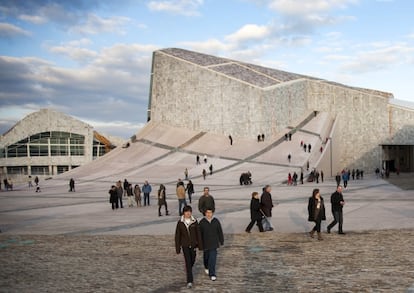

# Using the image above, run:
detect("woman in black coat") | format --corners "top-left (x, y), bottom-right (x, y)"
top-left (109, 185), bottom-right (118, 210)
top-left (245, 192), bottom-right (264, 233)
top-left (308, 188), bottom-right (326, 240)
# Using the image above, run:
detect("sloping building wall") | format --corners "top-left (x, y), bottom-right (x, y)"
top-left (150, 51), bottom-right (308, 138)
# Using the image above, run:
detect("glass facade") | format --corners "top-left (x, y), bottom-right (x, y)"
top-left (3, 131), bottom-right (85, 158)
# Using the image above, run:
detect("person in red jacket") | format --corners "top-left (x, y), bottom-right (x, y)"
top-left (175, 205), bottom-right (202, 289)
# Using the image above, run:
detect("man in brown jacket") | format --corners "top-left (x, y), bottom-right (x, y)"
top-left (175, 205), bottom-right (202, 289)
top-left (177, 181), bottom-right (187, 216)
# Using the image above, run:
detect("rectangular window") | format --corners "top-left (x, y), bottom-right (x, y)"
top-left (31, 166), bottom-right (49, 175)
top-left (57, 165), bottom-right (69, 174)
top-left (70, 145), bottom-right (84, 156)
top-left (7, 166), bottom-right (28, 175)
top-left (51, 145), bottom-right (68, 156)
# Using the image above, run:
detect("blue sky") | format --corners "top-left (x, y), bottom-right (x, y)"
top-left (1, 0), bottom-right (414, 138)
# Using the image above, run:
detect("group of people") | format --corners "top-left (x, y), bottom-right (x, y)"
top-left (175, 186), bottom-right (224, 289)
top-left (108, 179), bottom-right (152, 210)
top-left (300, 141), bottom-right (312, 153)
top-left (2, 178), bottom-right (14, 191)
top-left (308, 185), bottom-right (346, 240)
top-left (245, 185), bottom-right (275, 233)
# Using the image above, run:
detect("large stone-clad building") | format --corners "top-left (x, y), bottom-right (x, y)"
top-left (0, 109), bottom-right (116, 181)
top-left (148, 48), bottom-right (414, 172)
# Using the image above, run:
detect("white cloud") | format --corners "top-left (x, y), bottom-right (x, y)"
top-left (0, 22), bottom-right (31, 37)
top-left (340, 44), bottom-right (414, 73)
top-left (225, 24), bottom-right (272, 43)
top-left (267, 0), bottom-right (358, 15)
top-left (147, 0), bottom-right (204, 16)
top-left (70, 14), bottom-right (132, 35)
top-left (18, 14), bottom-right (47, 24)
top-left (49, 46), bottom-right (98, 63)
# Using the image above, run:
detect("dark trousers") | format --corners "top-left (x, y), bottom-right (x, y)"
top-left (312, 211), bottom-right (323, 232)
top-left (118, 196), bottom-right (123, 208)
top-left (343, 180), bottom-right (348, 188)
top-left (158, 203), bottom-right (168, 215)
top-left (327, 210), bottom-right (343, 233)
top-left (144, 193), bottom-right (150, 206)
top-left (111, 201), bottom-right (118, 210)
top-left (182, 247), bottom-right (196, 283)
top-left (203, 249), bottom-right (217, 277)
top-left (245, 218), bottom-right (264, 232)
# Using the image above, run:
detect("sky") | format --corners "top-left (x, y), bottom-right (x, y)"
top-left (1, 0), bottom-right (414, 139)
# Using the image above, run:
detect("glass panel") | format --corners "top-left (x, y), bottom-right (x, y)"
top-left (7, 166), bottom-right (28, 175)
top-left (57, 165), bottom-right (69, 174)
top-left (31, 166), bottom-right (49, 175)
top-left (51, 145), bottom-right (68, 156)
top-left (70, 145), bottom-right (84, 156)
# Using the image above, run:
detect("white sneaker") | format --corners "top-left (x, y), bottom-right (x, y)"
top-left (204, 269), bottom-right (209, 275)
top-left (187, 283), bottom-right (192, 288)
top-left (211, 276), bottom-right (217, 281)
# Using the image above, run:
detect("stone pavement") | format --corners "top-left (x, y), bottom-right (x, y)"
top-left (0, 230), bottom-right (413, 292)
top-left (0, 174), bottom-right (414, 292)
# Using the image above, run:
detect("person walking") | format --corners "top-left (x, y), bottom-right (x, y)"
top-left (228, 135), bottom-right (233, 145)
top-left (186, 180), bottom-right (194, 204)
top-left (28, 176), bottom-right (33, 188)
top-left (321, 170), bottom-right (324, 183)
top-left (209, 164), bottom-right (213, 175)
top-left (116, 180), bottom-right (124, 208)
top-left (300, 171), bottom-right (304, 184)
top-left (109, 185), bottom-right (118, 210)
top-left (134, 184), bottom-right (141, 207)
top-left (198, 187), bottom-right (215, 216)
top-left (142, 180), bottom-right (152, 206)
top-left (199, 209), bottom-right (224, 282)
top-left (335, 173), bottom-right (341, 187)
top-left (245, 192), bottom-right (264, 233)
top-left (260, 185), bottom-right (274, 231)
top-left (127, 183), bottom-right (134, 207)
top-left (308, 188), bottom-right (326, 240)
top-left (123, 179), bottom-right (129, 197)
top-left (184, 168), bottom-right (189, 180)
top-left (175, 205), bottom-right (203, 289)
top-left (203, 155), bottom-right (208, 164)
top-left (202, 169), bottom-right (207, 180)
top-left (196, 155), bottom-right (200, 165)
top-left (288, 154), bottom-right (291, 163)
top-left (327, 186), bottom-right (346, 234)
top-left (342, 171), bottom-right (349, 188)
top-left (177, 182), bottom-right (187, 216)
top-left (69, 178), bottom-right (75, 192)
top-left (158, 184), bottom-right (169, 216)
top-left (34, 176), bottom-right (39, 186)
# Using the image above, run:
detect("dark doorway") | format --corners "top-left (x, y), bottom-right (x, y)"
top-left (382, 145), bottom-right (414, 172)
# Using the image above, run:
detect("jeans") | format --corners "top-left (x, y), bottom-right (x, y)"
top-left (178, 199), bottom-right (187, 215)
top-left (262, 216), bottom-right (273, 231)
top-left (118, 196), bottom-right (123, 208)
top-left (327, 210), bottom-right (343, 233)
top-left (203, 249), bottom-right (217, 277)
top-left (182, 247), bottom-right (196, 283)
top-left (144, 193), bottom-right (150, 206)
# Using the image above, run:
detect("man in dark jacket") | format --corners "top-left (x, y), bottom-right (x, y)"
top-left (198, 187), bottom-right (215, 215)
top-left (175, 205), bottom-right (202, 289)
top-left (261, 185), bottom-right (274, 231)
top-left (199, 209), bottom-right (224, 282)
top-left (327, 185), bottom-right (345, 234)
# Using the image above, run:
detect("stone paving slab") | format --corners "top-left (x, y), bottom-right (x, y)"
top-left (0, 230), bottom-right (413, 292)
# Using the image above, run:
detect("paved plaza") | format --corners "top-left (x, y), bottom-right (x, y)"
top-left (0, 173), bottom-right (413, 292)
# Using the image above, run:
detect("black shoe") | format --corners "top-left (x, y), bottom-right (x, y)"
top-left (339, 232), bottom-right (346, 235)
top-left (327, 227), bottom-right (331, 234)
top-left (245, 230), bottom-right (251, 233)
top-left (268, 227), bottom-right (274, 231)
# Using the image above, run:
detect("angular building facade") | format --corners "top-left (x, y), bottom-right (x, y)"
top-left (0, 109), bottom-right (116, 181)
top-left (148, 48), bottom-right (414, 172)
